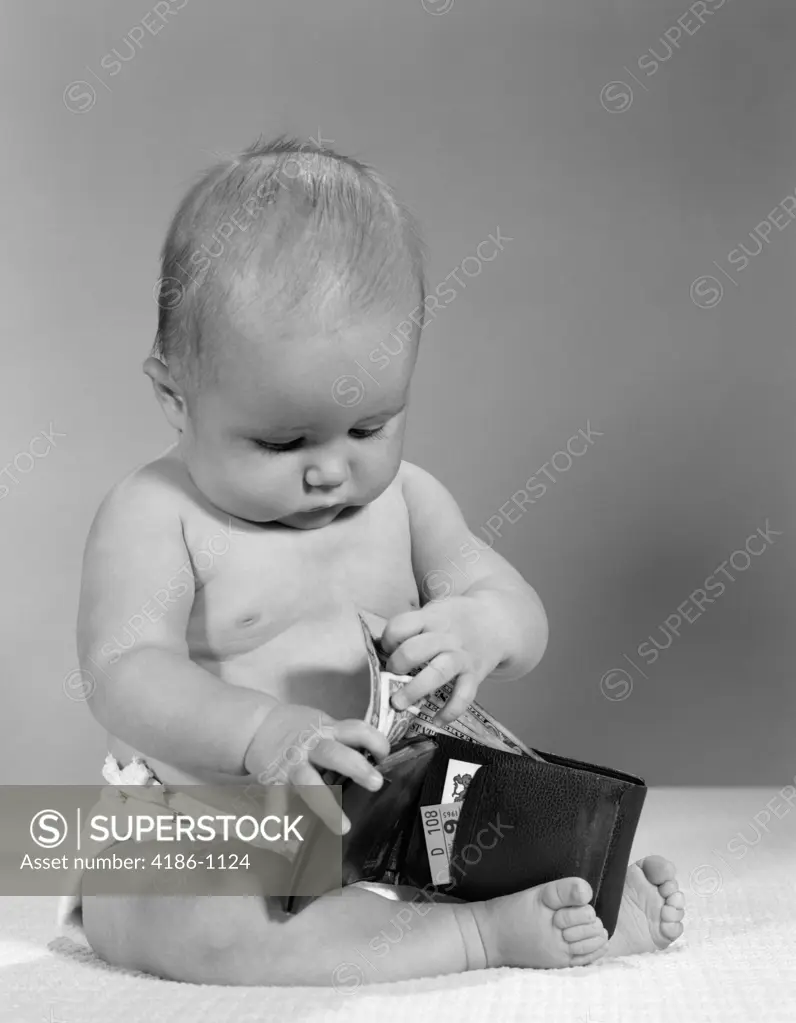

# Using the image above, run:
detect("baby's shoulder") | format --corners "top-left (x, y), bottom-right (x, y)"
top-left (396, 459), bottom-right (428, 490)
top-left (396, 459), bottom-right (444, 502)
top-left (90, 451), bottom-right (197, 537)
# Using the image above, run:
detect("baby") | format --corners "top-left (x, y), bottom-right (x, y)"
top-left (71, 138), bottom-right (684, 985)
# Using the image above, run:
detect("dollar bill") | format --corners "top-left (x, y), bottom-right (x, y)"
top-left (363, 613), bottom-right (388, 733)
top-left (358, 613), bottom-right (543, 760)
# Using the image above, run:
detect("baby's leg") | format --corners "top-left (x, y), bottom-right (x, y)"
top-left (82, 840), bottom-right (608, 984)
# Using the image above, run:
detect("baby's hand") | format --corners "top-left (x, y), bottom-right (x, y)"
top-left (380, 597), bottom-right (503, 725)
top-left (243, 704), bottom-right (390, 835)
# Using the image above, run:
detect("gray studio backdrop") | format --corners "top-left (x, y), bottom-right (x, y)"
top-left (1, 0), bottom-right (793, 785)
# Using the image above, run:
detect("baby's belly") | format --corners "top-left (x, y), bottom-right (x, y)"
top-left (197, 605), bottom-right (378, 715)
top-left (107, 606), bottom-right (390, 787)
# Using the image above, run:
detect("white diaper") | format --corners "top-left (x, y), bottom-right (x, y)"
top-left (56, 753), bottom-right (300, 938)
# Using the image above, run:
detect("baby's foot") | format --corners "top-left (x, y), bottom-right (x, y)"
top-left (476, 877), bottom-right (610, 969)
top-left (608, 855), bottom-right (685, 958)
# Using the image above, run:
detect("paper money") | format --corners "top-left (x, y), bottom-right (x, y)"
top-left (363, 613), bottom-right (388, 733)
top-left (358, 613), bottom-right (544, 760)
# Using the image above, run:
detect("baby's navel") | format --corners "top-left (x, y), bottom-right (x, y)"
top-left (237, 612), bottom-right (262, 628)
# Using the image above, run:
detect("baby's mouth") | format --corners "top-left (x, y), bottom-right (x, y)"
top-left (306, 502), bottom-right (341, 514)
top-left (278, 503), bottom-right (360, 530)
top-left (297, 502), bottom-right (346, 519)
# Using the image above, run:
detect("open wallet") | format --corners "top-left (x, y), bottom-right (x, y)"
top-left (281, 731), bottom-right (647, 936)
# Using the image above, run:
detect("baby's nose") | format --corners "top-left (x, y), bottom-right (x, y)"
top-left (304, 461), bottom-right (348, 489)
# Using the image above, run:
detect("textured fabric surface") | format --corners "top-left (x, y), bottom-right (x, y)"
top-left (1, 788), bottom-right (794, 1023)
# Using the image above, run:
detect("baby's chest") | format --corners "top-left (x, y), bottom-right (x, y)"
top-left (186, 496), bottom-right (419, 650)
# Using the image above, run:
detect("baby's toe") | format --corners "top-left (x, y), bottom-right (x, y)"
top-left (541, 877), bottom-right (593, 911)
top-left (566, 929), bottom-right (609, 956)
top-left (553, 905), bottom-right (596, 930)
top-left (636, 854), bottom-right (677, 887)
top-left (570, 946), bottom-right (607, 967)
top-left (660, 920), bottom-right (684, 942)
top-left (562, 922), bottom-right (605, 945)
top-left (661, 904), bottom-right (684, 923)
top-left (665, 891), bottom-right (685, 910)
top-left (658, 880), bottom-right (679, 899)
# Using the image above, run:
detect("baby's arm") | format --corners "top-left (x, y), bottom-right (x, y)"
top-left (78, 474), bottom-right (275, 775)
top-left (78, 474), bottom-right (386, 826)
top-left (398, 461), bottom-right (549, 679)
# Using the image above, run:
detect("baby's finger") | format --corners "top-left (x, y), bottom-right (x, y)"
top-left (288, 760), bottom-right (350, 835)
top-left (380, 610), bottom-right (428, 655)
top-left (386, 631), bottom-right (460, 676)
top-left (435, 671), bottom-right (479, 725)
top-left (310, 738), bottom-right (385, 794)
top-left (333, 719), bottom-right (391, 762)
top-left (391, 649), bottom-right (467, 709)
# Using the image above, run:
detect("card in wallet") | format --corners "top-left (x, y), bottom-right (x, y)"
top-left (283, 734), bottom-right (646, 937)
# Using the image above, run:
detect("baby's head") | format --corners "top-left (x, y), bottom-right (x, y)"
top-left (146, 137), bottom-right (425, 529)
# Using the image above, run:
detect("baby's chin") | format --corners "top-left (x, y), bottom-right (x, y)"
top-left (191, 484), bottom-right (351, 529)
top-left (205, 503), bottom-right (355, 530)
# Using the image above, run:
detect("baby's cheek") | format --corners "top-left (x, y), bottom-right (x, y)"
top-left (361, 453), bottom-right (400, 498)
top-left (194, 455), bottom-right (262, 518)
top-left (230, 462), bottom-right (275, 502)
top-left (380, 435), bottom-right (405, 475)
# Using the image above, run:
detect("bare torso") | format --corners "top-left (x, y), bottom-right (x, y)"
top-left (109, 454), bottom-right (420, 785)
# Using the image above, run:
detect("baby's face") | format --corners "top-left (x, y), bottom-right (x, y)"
top-left (180, 315), bottom-right (417, 529)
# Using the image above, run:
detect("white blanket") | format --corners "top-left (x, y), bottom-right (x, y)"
top-left (1, 788), bottom-right (795, 1023)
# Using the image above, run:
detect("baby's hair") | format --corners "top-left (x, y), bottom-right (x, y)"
top-left (153, 136), bottom-right (426, 389)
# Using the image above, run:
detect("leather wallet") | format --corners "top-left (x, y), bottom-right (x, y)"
top-left (283, 734), bottom-right (646, 935)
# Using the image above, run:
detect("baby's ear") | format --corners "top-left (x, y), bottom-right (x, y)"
top-left (143, 357), bottom-right (188, 432)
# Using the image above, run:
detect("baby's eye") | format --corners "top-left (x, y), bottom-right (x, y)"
top-left (349, 425), bottom-right (387, 441)
top-left (253, 438), bottom-right (304, 453)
